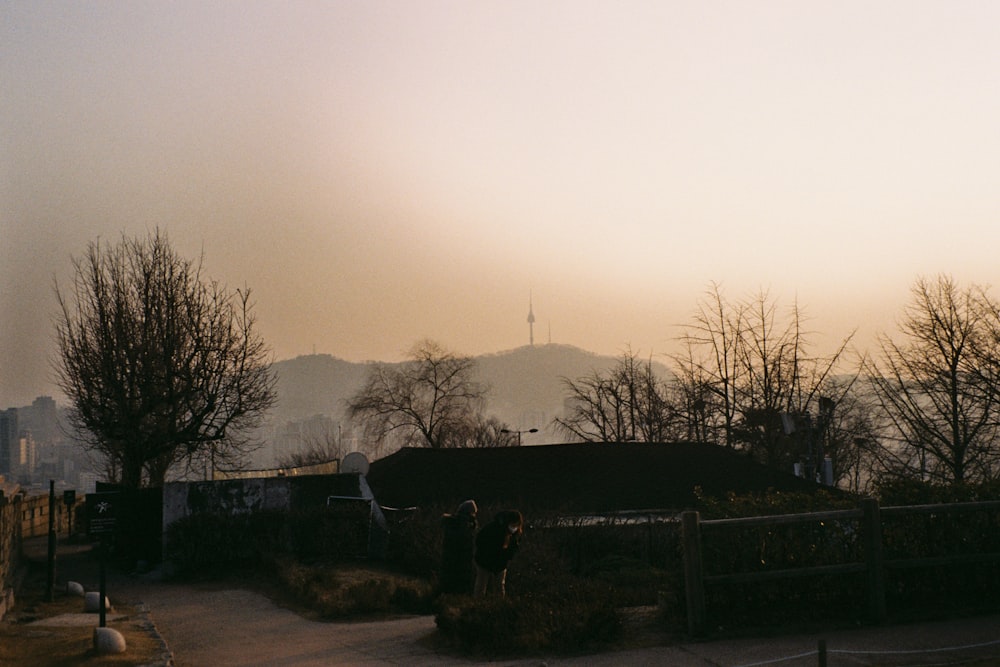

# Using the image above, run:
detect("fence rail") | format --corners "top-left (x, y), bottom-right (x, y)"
top-left (682, 498), bottom-right (1000, 636)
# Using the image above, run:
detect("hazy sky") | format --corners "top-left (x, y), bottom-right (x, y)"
top-left (3, 1), bottom-right (999, 408)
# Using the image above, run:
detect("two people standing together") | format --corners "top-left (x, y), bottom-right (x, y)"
top-left (440, 501), bottom-right (523, 597)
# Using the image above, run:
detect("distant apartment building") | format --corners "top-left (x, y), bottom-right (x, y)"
top-left (14, 432), bottom-right (37, 482)
top-left (0, 408), bottom-right (18, 475)
top-left (19, 396), bottom-right (58, 446)
top-left (77, 471), bottom-right (99, 494)
top-left (1, 397), bottom-right (98, 491)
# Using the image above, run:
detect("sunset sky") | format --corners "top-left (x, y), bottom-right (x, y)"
top-left (3, 1), bottom-right (999, 407)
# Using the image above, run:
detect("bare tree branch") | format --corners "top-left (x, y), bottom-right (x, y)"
top-left (346, 339), bottom-right (492, 449)
top-left (866, 275), bottom-right (1000, 483)
top-left (54, 229), bottom-right (276, 487)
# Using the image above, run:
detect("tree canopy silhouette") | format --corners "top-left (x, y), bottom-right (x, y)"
top-left (347, 339), bottom-right (492, 449)
top-left (54, 230), bottom-right (276, 488)
top-left (868, 275), bottom-right (1000, 483)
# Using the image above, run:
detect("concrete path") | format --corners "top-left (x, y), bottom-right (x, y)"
top-left (27, 538), bottom-right (1000, 666)
top-left (112, 575), bottom-right (1000, 667)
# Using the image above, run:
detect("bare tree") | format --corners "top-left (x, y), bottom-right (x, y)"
top-left (555, 349), bottom-right (679, 442)
top-left (674, 282), bottom-right (745, 448)
top-left (671, 340), bottom-right (715, 443)
top-left (444, 414), bottom-right (518, 448)
top-left (54, 230), bottom-right (276, 488)
top-left (676, 284), bottom-right (863, 477)
top-left (276, 428), bottom-right (343, 469)
top-left (867, 275), bottom-right (1000, 483)
top-left (824, 379), bottom-right (882, 493)
top-left (346, 339), bottom-right (488, 449)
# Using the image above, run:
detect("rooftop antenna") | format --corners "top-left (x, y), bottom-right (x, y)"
top-left (527, 291), bottom-right (536, 346)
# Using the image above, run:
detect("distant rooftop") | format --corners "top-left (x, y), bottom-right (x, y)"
top-left (365, 442), bottom-right (825, 515)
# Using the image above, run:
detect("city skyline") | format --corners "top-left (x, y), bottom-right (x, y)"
top-left (4, 2), bottom-right (1000, 407)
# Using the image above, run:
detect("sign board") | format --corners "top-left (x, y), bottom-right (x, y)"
top-left (63, 489), bottom-right (76, 506)
top-left (86, 492), bottom-right (119, 536)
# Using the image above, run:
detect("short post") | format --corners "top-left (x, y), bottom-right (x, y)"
top-left (681, 510), bottom-right (706, 636)
top-left (46, 480), bottom-right (56, 602)
top-left (63, 489), bottom-right (76, 539)
top-left (818, 638), bottom-right (827, 666)
top-left (99, 537), bottom-right (108, 628)
top-left (86, 491), bottom-right (119, 628)
top-left (862, 498), bottom-right (886, 623)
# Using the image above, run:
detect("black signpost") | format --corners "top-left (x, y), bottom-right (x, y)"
top-left (86, 492), bottom-right (119, 628)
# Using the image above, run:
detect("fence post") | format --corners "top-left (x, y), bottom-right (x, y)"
top-left (862, 498), bottom-right (886, 623)
top-left (46, 481), bottom-right (56, 602)
top-left (682, 510), bottom-right (706, 636)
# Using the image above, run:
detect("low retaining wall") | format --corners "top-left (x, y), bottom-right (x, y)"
top-left (0, 493), bottom-right (21, 619)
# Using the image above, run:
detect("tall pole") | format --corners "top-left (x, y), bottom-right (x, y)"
top-left (502, 427), bottom-right (538, 446)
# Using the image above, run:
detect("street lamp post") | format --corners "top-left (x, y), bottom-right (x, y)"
top-left (501, 427), bottom-right (538, 446)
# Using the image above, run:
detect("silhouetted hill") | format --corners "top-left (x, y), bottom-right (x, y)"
top-left (267, 344), bottom-right (672, 436)
top-left (269, 354), bottom-right (371, 421)
top-left (473, 344), bottom-right (625, 431)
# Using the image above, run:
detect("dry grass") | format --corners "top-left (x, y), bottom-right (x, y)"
top-left (0, 622), bottom-right (162, 667)
top-left (264, 558), bottom-right (435, 619)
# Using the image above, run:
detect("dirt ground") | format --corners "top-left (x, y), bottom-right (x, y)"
top-left (1, 540), bottom-right (167, 667)
top-left (2, 539), bottom-right (675, 667)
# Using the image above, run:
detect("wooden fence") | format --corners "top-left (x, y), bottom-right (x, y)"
top-left (682, 498), bottom-right (1000, 636)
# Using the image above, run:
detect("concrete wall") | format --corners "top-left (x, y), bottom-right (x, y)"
top-left (162, 473), bottom-right (385, 558)
top-left (163, 473), bottom-right (378, 529)
top-left (163, 477), bottom-right (293, 530)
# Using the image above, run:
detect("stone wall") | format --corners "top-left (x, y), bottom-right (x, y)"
top-left (18, 493), bottom-right (75, 539)
top-left (0, 491), bottom-right (85, 619)
top-left (0, 493), bottom-right (22, 619)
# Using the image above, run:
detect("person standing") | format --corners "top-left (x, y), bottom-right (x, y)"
top-left (474, 510), bottom-right (523, 597)
top-left (440, 499), bottom-right (478, 595)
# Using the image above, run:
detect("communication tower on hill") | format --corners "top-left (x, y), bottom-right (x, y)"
top-left (527, 292), bottom-right (536, 346)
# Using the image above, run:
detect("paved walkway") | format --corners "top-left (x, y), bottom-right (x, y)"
top-left (29, 538), bottom-right (1000, 666)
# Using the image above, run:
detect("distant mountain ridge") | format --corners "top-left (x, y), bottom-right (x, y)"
top-left (268, 344), bottom-right (672, 439)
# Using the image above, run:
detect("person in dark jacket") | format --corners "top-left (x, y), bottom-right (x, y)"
top-left (473, 509), bottom-right (523, 597)
top-left (439, 499), bottom-right (478, 595)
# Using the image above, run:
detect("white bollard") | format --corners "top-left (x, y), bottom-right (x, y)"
top-left (93, 626), bottom-right (127, 654)
top-left (84, 591), bottom-right (112, 613)
top-left (67, 581), bottom-right (85, 597)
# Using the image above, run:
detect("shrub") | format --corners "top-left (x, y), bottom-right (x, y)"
top-left (430, 508), bottom-right (630, 657)
top-left (272, 558), bottom-right (435, 618)
top-left (580, 555), bottom-right (673, 607)
top-left (344, 579), bottom-right (393, 614)
top-left (382, 505), bottom-right (444, 579)
top-left (165, 504), bottom-right (379, 577)
top-left (164, 512), bottom-right (256, 577)
top-left (694, 487), bottom-right (858, 519)
top-left (284, 504), bottom-right (371, 562)
top-left (876, 478), bottom-right (1000, 505)
top-left (435, 584), bottom-right (622, 657)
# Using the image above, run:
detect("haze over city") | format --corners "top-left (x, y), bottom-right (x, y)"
top-left (3, 1), bottom-right (999, 408)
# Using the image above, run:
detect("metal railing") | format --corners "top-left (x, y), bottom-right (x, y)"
top-left (682, 498), bottom-right (1000, 636)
